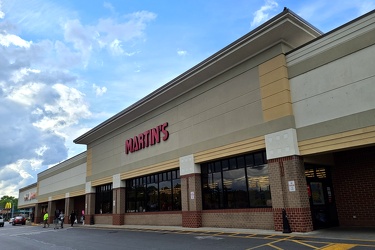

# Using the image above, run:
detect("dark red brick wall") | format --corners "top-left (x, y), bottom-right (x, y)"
top-left (124, 212), bottom-right (181, 226)
top-left (113, 214), bottom-right (124, 225)
top-left (273, 207), bottom-right (312, 232)
top-left (182, 211), bottom-right (202, 228)
top-left (202, 208), bottom-right (274, 230)
top-left (333, 146), bottom-right (375, 227)
top-left (86, 214), bottom-right (94, 225)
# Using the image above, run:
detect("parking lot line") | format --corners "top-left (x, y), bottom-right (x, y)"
top-left (319, 243), bottom-right (357, 250)
top-left (290, 239), bottom-right (320, 249)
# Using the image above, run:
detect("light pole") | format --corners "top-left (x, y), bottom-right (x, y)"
top-left (5, 202), bottom-right (13, 220)
top-left (5, 202), bottom-right (12, 219)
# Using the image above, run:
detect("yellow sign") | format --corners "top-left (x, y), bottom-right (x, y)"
top-left (5, 202), bottom-right (12, 209)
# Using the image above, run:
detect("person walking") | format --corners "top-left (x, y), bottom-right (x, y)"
top-left (54, 209), bottom-right (60, 229)
top-left (59, 211), bottom-right (64, 229)
top-left (81, 210), bottom-right (85, 226)
top-left (69, 210), bottom-right (76, 227)
top-left (30, 212), bottom-right (34, 223)
top-left (43, 211), bottom-right (49, 228)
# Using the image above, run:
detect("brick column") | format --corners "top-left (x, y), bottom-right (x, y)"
top-left (62, 197), bottom-right (68, 225)
top-left (34, 203), bottom-right (41, 224)
top-left (66, 197), bottom-right (75, 218)
top-left (180, 155), bottom-right (202, 228)
top-left (85, 182), bottom-right (95, 225)
top-left (266, 129), bottom-right (313, 232)
top-left (112, 174), bottom-right (125, 225)
top-left (269, 156), bottom-right (313, 232)
top-left (47, 200), bottom-right (54, 224)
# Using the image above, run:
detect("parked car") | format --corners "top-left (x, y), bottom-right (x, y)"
top-left (9, 218), bottom-right (14, 224)
top-left (0, 215), bottom-right (4, 227)
top-left (12, 216), bottom-right (26, 226)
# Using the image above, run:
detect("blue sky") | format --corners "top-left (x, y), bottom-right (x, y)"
top-left (1, 0), bottom-right (374, 198)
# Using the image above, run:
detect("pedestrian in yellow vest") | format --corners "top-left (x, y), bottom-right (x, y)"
top-left (43, 212), bottom-right (49, 228)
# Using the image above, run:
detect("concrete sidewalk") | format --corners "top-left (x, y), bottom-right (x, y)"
top-left (78, 224), bottom-right (375, 241)
top-left (304, 227), bottom-right (375, 241)
top-left (31, 221), bottom-right (374, 241)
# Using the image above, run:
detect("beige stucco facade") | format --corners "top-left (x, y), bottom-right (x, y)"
top-left (288, 12), bottom-right (375, 155)
top-left (18, 183), bottom-right (38, 210)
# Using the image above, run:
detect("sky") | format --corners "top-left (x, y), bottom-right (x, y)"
top-left (0, 0), bottom-right (374, 199)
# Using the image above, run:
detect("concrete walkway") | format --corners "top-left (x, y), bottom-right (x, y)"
top-left (78, 224), bottom-right (375, 241)
top-left (31, 221), bottom-right (374, 241)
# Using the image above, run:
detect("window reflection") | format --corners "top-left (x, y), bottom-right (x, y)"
top-left (202, 151), bottom-right (272, 209)
top-left (95, 183), bottom-right (113, 214)
top-left (126, 169), bottom-right (181, 213)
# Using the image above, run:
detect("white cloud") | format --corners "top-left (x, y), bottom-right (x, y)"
top-left (0, 0), bottom-right (75, 35)
top-left (63, 19), bottom-right (93, 67)
top-left (32, 83), bottom-right (91, 132)
top-left (35, 145), bottom-right (48, 157)
top-left (93, 84), bottom-right (107, 96)
top-left (0, 33), bottom-right (32, 48)
top-left (0, 158), bottom-right (41, 197)
top-left (0, 8), bottom-right (4, 19)
top-left (8, 159), bottom-right (35, 179)
top-left (7, 82), bottom-right (45, 106)
top-left (10, 68), bottom-right (41, 83)
top-left (96, 12), bottom-right (156, 43)
top-left (251, 0), bottom-right (278, 27)
top-left (177, 50), bottom-right (187, 56)
top-left (54, 40), bottom-right (83, 68)
top-left (109, 39), bottom-right (124, 55)
top-left (103, 2), bottom-right (115, 14)
top-left (61, 11), bottom-right (156, 66)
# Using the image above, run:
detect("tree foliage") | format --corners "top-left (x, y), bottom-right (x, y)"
top-left (0, 196), bottom-right (18, 210)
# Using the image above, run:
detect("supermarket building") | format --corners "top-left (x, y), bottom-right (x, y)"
top-left (19, 8), bottom-right (375, 232)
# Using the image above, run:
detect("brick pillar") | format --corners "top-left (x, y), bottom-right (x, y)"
top-left (112, 174), bottom-right (125, 225)
top-left (66, 197), bottom-right (75, 219)
top-left (34, 203), bottom-right (41, 224)
top-left (269, 156), bottom-right (313, 232)
top-left (266, 128), bottom-right (313, 232)
top-left (180, 155), bottom-right (202, 228)
top-left (85, 181), bottom-right (96, 225)
top-left (47, 200), bottom-right (54, 224)
top-left (62, 195), bottom-right (72, 225)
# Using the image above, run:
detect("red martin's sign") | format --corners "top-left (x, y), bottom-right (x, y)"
top-left (125, 122), bottom-right (169, 154)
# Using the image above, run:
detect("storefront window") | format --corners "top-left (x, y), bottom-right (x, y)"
top-left (223, 167), bottom-right (248, 208)
top-left (126, 169), bottom-right (181, 212)
top-left (247, 164), bottom-right (271, 207)
top-left (201, 151), bottom-right (271, 209)
top-left (95, 183), bottom-right (113, 214)
top-left (136, 183), bottom-right (146, 212)
top-left (172, 179), bottom-right (181, 210)
top-left (146, 182), bottom-right (158, 211)
top-left (159, 179), bottom-right (172, 211)
top-left (127, 186), bottom-right (137, 212)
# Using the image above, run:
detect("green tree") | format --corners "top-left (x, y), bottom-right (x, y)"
top-left (0, 196), bottom-right (18, 219)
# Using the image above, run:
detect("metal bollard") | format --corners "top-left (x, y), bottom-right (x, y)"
top-left (282, 208), bottom-right (292, 233)
top-left (90, 216), bottom-right (95, 225)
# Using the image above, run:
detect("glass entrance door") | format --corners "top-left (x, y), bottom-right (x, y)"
top-left (305, 165), bottom-right (339, 229)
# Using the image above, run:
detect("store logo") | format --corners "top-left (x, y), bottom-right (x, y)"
top-left (24, 192), bottom-right (37, 201)
top-left (125, 122), bottom-right (169, 154)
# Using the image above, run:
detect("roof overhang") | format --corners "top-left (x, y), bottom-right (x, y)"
top-left (74, 8), bottom-right (322, 145)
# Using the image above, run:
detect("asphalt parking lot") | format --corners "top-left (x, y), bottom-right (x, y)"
top-left (2, 222), bottom-right (375, 250)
